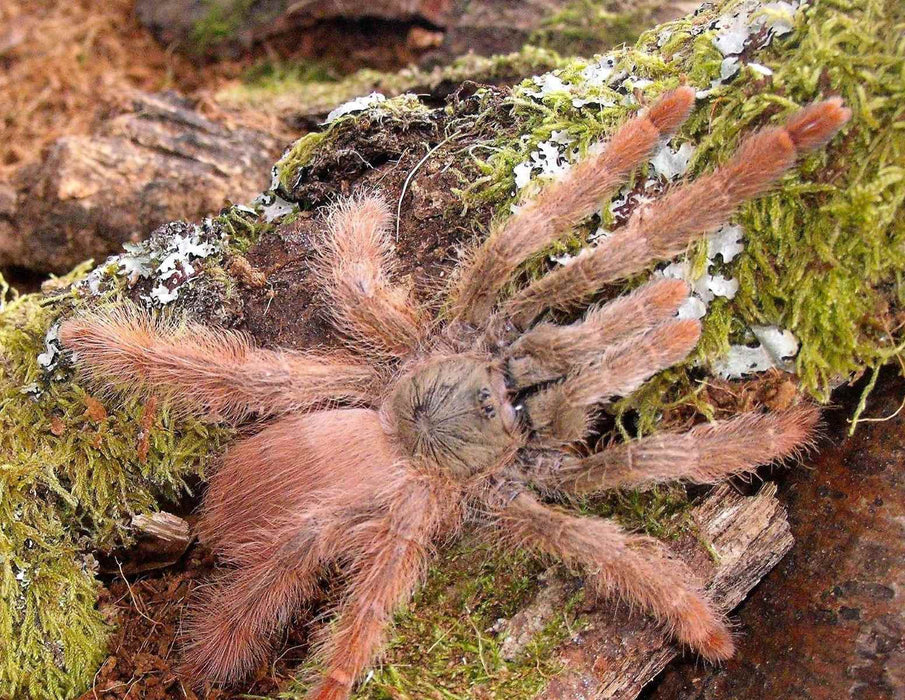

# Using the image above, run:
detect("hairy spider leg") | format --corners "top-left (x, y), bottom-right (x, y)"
top-left (198, 409), bottom-right (399, 555)
top-left (522, 406), bottom-right (819, 494)
top-left (525, 319), bottom-right (701, 443)
top-left (59, 309), bottom-right (376, 422)
top-left (506, 277), bottom-right (691, 388)
top-left (494, 489), bottom-right (734, 660)
top-left (181, 505), bottom-right (351, 683)
top-left (450, 86), bottom-right (696, 327)
top-left (502, 99), bottom-right (852, 328)
top-left (317, 194), bottom-right (427, 360)
top-left (306, 480), bottom-right (452, 700)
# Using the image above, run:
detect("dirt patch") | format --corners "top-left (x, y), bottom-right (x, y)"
top-left (83, 544), bottom-right (320, 700)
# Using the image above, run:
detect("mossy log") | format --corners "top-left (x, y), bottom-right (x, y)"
top-left (1, 0), bottom-right (902, 697)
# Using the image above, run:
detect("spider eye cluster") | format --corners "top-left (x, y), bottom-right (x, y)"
top-left (478, 387), bottom-right (497, 418)
top-left (386, 356), bottom-right (519, 478)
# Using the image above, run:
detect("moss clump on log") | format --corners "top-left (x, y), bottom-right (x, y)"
top-left (0, 269), bottom-right (229, 698)
top-left (529, 0), bottom-right (667, 56)
top-left (217, 44), bottom-right (570, 120)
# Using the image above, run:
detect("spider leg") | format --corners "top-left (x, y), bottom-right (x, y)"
top-left (523, 406), bottom-right (818, 494)
top-left (491, 488), bottom-right (733, 661)
top-left (506, 277), bottom-right (689, 388)
top-left (181, 506), bottom-right (348, 684)
top-left (306, 480), bottom-right (447, 700)
top-left (60, 309), bottom-right (377, 421)
top-left (501, 99), bottom-right (851, 328)
top-left (449, 86), bottom-right (696, 327)
top-left (525, 319), bottom-right (701, 443)
top-left (317, 194), bottom-right (427, 359)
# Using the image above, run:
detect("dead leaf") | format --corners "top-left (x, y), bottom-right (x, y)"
top-left (84, 396), bottom-right (108, 422)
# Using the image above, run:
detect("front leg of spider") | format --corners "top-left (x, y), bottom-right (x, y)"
top-left (59, 88), bottom-right (849, 699)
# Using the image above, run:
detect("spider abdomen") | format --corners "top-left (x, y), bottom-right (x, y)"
top-left (199, 408), bottom-right (400, 557)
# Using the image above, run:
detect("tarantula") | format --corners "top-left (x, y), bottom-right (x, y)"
top-left (60, 88), bottom-right (849, 699)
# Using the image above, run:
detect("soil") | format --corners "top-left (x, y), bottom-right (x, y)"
top-left (83, 544), bottom-right (319, 699)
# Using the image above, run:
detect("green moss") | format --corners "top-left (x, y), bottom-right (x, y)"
top-left (191, 0), bottom-right (256, 52)
top-left (219, 203), bottom-right (278, 253)
top-left (276, 541), bottom-right (573, 700)
top-left (241, 59), bottom-right (341, 91)
top-left (530, 0), bottom-right (663, 56)
top-left (352, 544), bottom-right (567, 700)
top-left (0, 269), bottom-right (230, 699)
top-left (217, 45), bottom-right (569, 118)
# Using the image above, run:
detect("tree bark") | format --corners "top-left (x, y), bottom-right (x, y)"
top-left (0, 91), bottom-right (281, 274)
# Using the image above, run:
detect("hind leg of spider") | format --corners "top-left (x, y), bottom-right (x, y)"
top-left (450, 86), bottom-right (696, 327)
top-left (523, 406), bottom-right (818, 494)
top-left (524, 318), bottom-right (701, 443)
top-left (182, 507), bottom-right (349, 685)
top-left (502, 99), bottom-right (851, 328)
top-left (306, 484), bottom-right (443, 700)
top-left (492, 488), bottom-right (733, 660)
top-left (60, 310), bottom-right (376, 422)
top-left (506, 277), bottom-right (690, 388)
top-left (316, 195), bottom-right (427, 360)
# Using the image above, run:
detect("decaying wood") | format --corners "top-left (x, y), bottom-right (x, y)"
top-left (499, 483), bottom-right (794, 699)
top-left (108, 511), bottom-right (193, 575)
top-left (0, 91), bottom-right (281, 274)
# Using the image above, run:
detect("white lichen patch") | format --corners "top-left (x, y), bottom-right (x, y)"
top-left (79, 220), bottom-right (224, 307)
top-left (518, 0), bottom-right (801, 110)
top-left (255, 191), bottom-right (298, 223)
top-left (699, 0), bottom-right (800, 96)
top-left (324, 92), bottom-right (387, 123)
top-left (715, 325), bottom-right (800, 378)
top-left (513, 134), bottom-right (577, 189)
top-left (657, 223), bottom-right (745, 320)
top-left (36, 322), bottom-right (63, 371)
top-left (650, 141), bottom-right (695, 181)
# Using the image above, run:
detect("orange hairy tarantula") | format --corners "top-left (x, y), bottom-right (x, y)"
top-left (60, 88), bottom-right (850, 699)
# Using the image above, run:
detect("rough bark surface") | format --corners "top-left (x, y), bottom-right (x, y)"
top-left (135, 0), bottom-right (688, 62)
top-left (0, 91), bottom-right (282, 274)
top-left (136, 0), bottom-right (455, 56)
